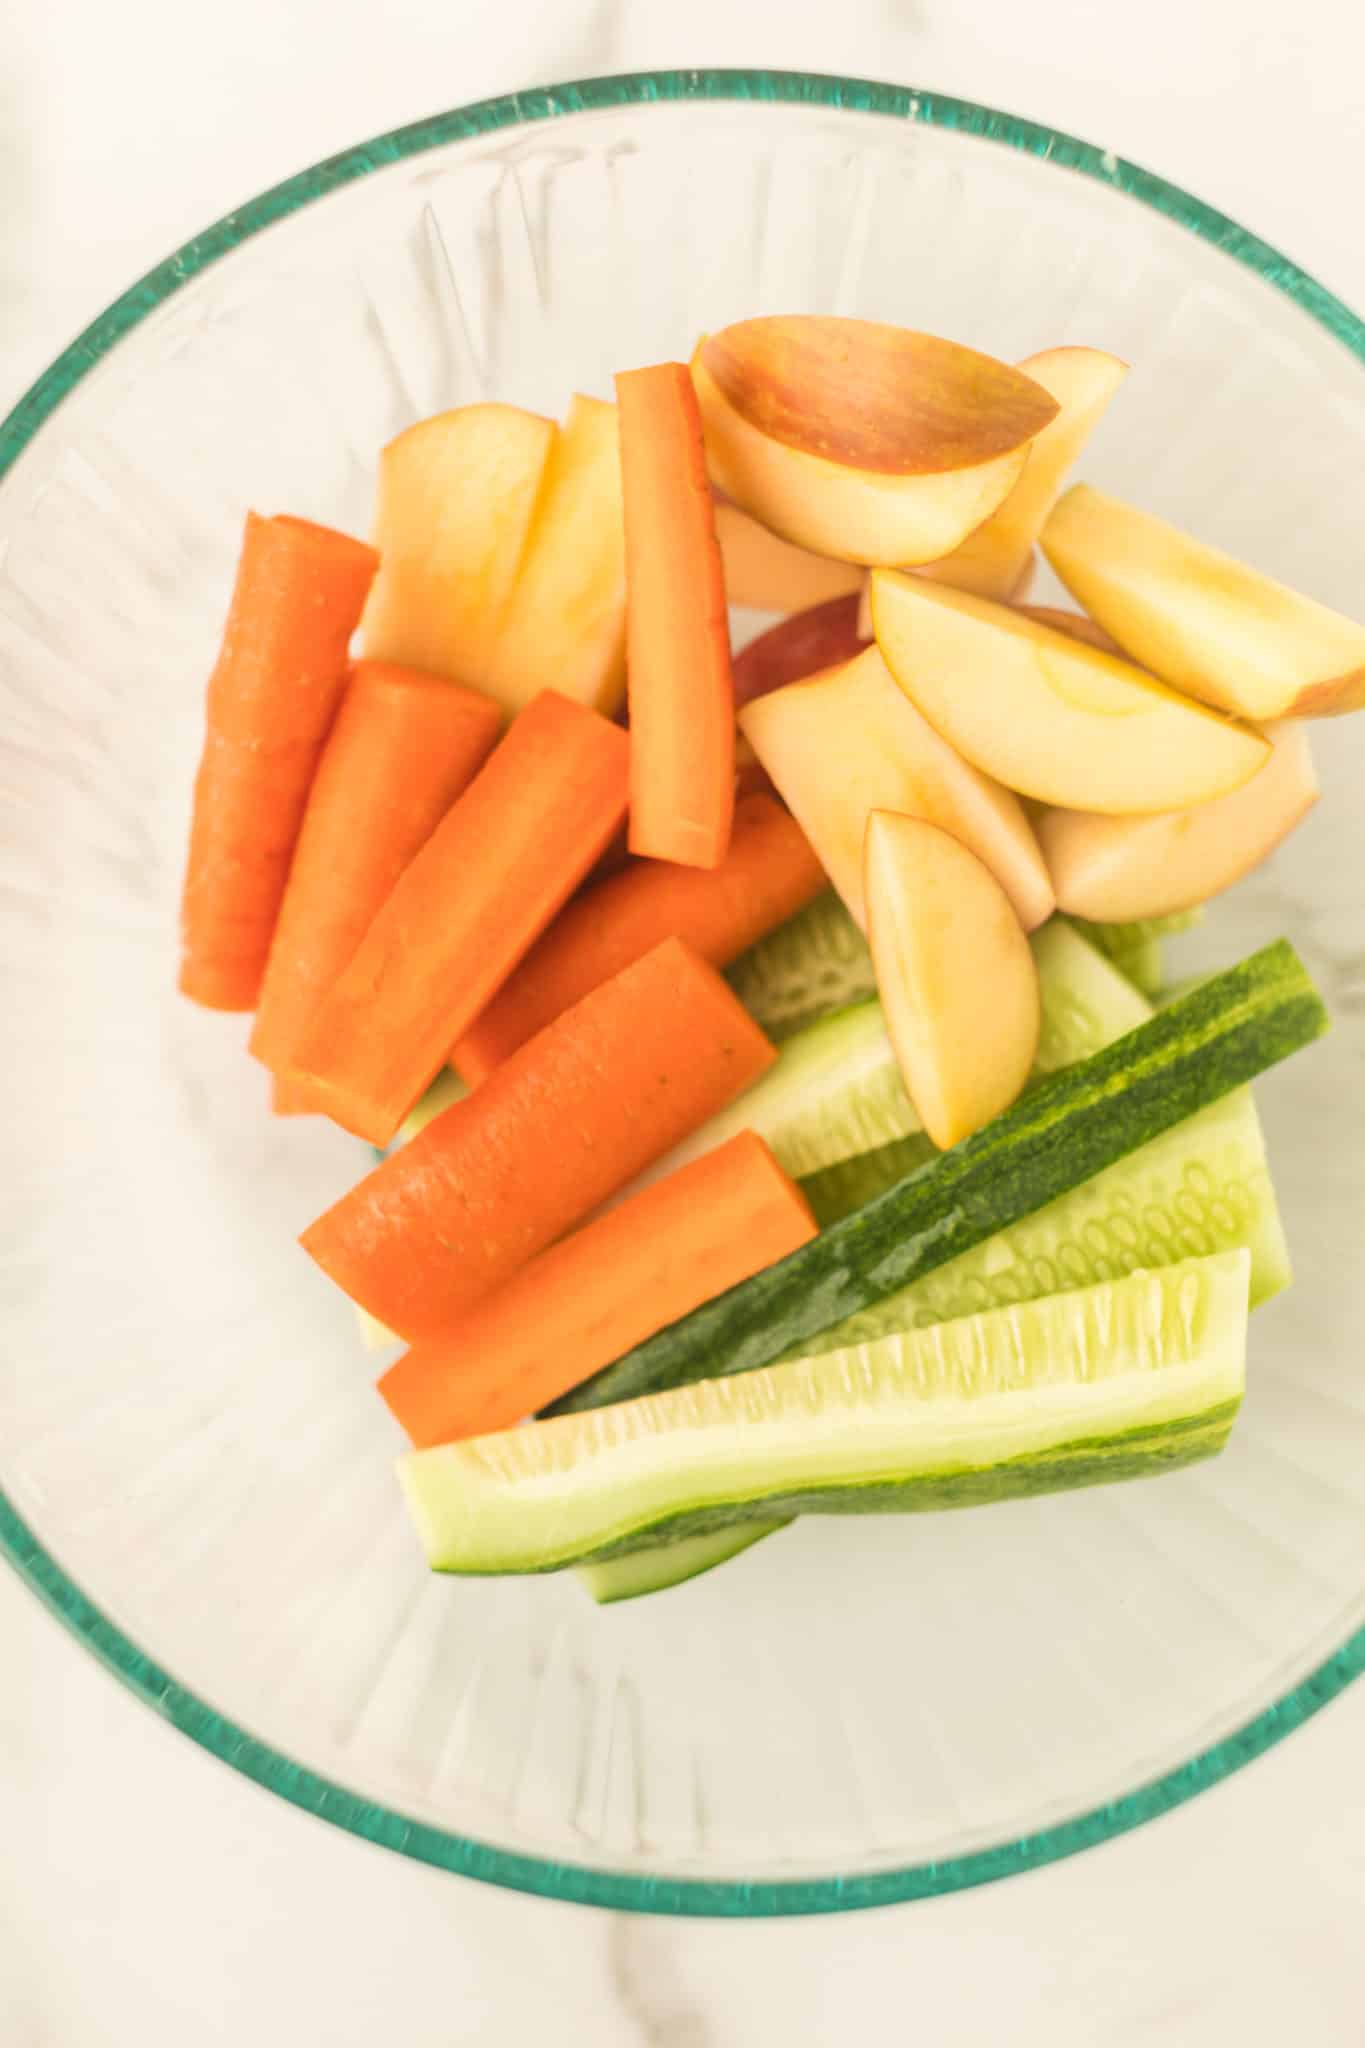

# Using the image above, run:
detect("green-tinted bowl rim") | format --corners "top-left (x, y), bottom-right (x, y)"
top-left (3, 68), bottom-right (1363, 1917)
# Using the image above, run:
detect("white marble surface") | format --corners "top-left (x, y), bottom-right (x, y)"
top-left (5, 0), bottom-right (1365, 2040)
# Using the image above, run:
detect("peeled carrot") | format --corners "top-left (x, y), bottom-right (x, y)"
top-left (249, 662), bottom-right (502, 1101)
top-left (616, 363), bottom-right (735, 868)
top-left (453, 792), bottom-right (825, 1083)
top-left (178, 513), bottom-right (378, 1010)
top-left (300, 937), bottom-right (777, 1339)
top-left (378, 1131), bottom-right (816, 1447)
top-left (288, 690), bottom-right (629, 1146)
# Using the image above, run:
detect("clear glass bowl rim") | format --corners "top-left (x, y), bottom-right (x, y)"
top-left (4, 66), bottom-right (1364, 1918)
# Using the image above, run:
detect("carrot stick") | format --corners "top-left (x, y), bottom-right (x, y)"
top-left (452, 791), bottom-right (825, 1083)
top-left (249, 661), bottom-right (502, 1101)
top-left (378, 1130), bottom-right (816, 1446)
top-left (287, 690), bottom-right (629, 1145)
top-left (178, 514), bottom-right (379, 1010)
top-left (300, 937), bottom-right (777, 1339)
top-left (616, 363), bottom-right (735, 868)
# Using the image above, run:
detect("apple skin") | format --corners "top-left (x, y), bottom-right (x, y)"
top-left (362, 404), bottom-right (556, 693)
top-left (732, 594), bottom-right (869, 711)
top-left (1036, 723), bottom-right (1319, 924)
top-left (864, 810), bottom-right (1040, 1151)
top-left (714, 498), bottom-right (864, 613)
top-left (870, 569), bottom-right (1271, 816)
top-left (914, 346), bottom-right (1128, 601)
top-left (691, 321), bottom-right (1058, 568)
top-left (1042, 484), bottom-right (1365, 721)
top-left (701, 318), bottom-right (1059, 475)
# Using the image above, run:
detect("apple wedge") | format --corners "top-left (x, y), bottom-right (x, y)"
top-left (714, 499), bottom-right (864, 612)
top-left (738, 644), bottom-right (1054, 932)
top-left (1037, 723), bottom-right (1319, 923)
top-left (692, 318), bottom-right (1058, 567)
top-left (1042, 484), bottom-right (1365, 721)
top-left (865, 811), bottom-right (1040, 1150)
top-left (362, 404), bottom-right (556, 691)
top-left (870, 570), bottom-right (1270, 815)
top-left (732, 593), bottom-right (869, 710)
top-left (856, 554), bottom-right (1034, 639)
top-left (1014, 603), bottom-right (1121, 654)
top-left (482, 395), bottom-right (627, 716)
top-left (917, 347), bottom-right (1128, 600)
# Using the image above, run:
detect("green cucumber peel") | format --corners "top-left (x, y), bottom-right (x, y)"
top-left (546, 940), bottom-right (1325, 1418)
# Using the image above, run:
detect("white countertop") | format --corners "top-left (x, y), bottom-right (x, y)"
top-left (6, 2), bottom-right (1365, 2039)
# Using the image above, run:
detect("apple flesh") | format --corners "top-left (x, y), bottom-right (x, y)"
top-left (1037, 722), bottom-right (1319, 923)
top-left (482, 394), bottom-right (627, 717)
top-left (692, 318), bottom-right (1058, 567)
top-left (732, 594), bottom-right (869, 711)
top-left (714, 499), bottom-right (863, 612)
top-left (864, 811), bottom-right (1040, 1151)
top-left (1042, 484), bottom-right (1365, 721)
top-left (916, 347), bottom-right (1128, 600)
top-left (738, 643), bottom-right (1054, 932)
top-left (1013, 603), bottom-right (1121, 655)
top-left (870, 570), bottom-right (1270, 815)
top-left (362, 404), bottom-right (556, 691)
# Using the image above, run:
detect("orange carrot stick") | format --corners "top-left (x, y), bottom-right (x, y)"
top-left (287, 690), bottom-right (629, 1145)
top-left (300, 937), bottom-right (777, 1339)
top-left (452, 791), bottom-right (825, 1083)
top-left (378, 1130), bottom-right (816, 1446)
top-left (616, 362), bottom-right (735, 868)
top-left (249, 661), bottom-right (502, 1101)
top-left (178, 513), bottom-right (379, 1010)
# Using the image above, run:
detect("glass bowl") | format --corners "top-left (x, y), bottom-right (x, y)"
top-left (4, 71), bottom-right (1365, 1918)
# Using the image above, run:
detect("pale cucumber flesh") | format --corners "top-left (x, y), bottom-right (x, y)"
top-left (401, 1252), bottom-right (1250, 1574)
top-left (725, 888), bottom-right (876, 1041)
top-left (1079, 909), bottom-right (1205, 998)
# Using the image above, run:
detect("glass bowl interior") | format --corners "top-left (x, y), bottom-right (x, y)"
top-left (4, 73), bottom-right (1365, 1916)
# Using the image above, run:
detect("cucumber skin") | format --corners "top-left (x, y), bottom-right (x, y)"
top-left (513, 1404), bottom-right (1240, 1571)
top-left (797, 1087), bottom-right (1288, 1357)
top-left (801, 1132), bottom-right (937, 1228)
top-left (578, 1520), bottom-right (788, 1603)
top-left (545, 941), bottom-right (1325, 1417)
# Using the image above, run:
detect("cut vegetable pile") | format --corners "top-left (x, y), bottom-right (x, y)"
top-left (177, 315), bottom-right (1343, 1607)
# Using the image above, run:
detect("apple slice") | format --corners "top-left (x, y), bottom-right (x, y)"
top-left (482, 395), bottom-right (627, 717)
top-left (865, 811), bottom-right (1040, 1150)
top-left (362, 404), bottom-right (556, 690)
top-left (1013, 603), bottom-right (1121, 655)
top-left (692, 318), bottom-right (1058, 567)
top-left (732, 594), bottom-right (869, 711)
top-left (917, 347), bottom-right (1128, 600)
top-left (1037, 723), bottom-right (1319, 922)
top-left (1042, 484), bottom-right (1365, 721)
top-left (870, 570), bottom-right (1270, 815)
top-left (714, 499), bottom-right (864, 612)
top-left (738, 644), bottom-right (1054, 932)
top-left (856, 554), bottom-right (1034, 639)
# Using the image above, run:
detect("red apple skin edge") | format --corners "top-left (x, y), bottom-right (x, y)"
top-left (732, 594), bottom-right (870, 710)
